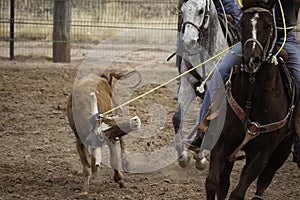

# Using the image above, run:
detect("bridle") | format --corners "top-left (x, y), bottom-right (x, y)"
top-left (177, 0), bottom-right (210, 97)
top-left (242, 7), bottom-right (276, 62)
top-left (180, 0), bottom-right (210, 36)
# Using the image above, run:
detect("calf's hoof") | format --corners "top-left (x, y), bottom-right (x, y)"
top-left (118, 181), bottom-right (126, 188)
top-left (81, 191), bottom-right (89, 195)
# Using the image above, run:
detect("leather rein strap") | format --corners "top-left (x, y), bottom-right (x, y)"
top-left (225, 67), bottom-right (296, 161)
top-left (184, 59), bottom-right (203, 81)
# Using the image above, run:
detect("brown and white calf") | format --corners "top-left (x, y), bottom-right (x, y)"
top-left (66, 69), bottom-right (141, 194)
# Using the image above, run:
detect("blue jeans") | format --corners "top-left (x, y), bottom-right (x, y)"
top-left (198, 30), bottom-right (300, 152)
top-left (197, 42), bottom-right (242, 123)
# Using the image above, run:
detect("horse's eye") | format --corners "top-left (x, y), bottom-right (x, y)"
top-left (199, 9), bottom-right (204, 15)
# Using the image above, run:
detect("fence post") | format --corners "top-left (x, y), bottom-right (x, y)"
top-left (10, 0), bottom-right (14, 60)
top-left (53, 0), bottom-right (71, 63)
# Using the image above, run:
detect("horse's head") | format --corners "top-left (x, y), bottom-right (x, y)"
top-left (180, 0), bottom-right (210, 50)
top-left (240, 0), bottom-right (277, 73)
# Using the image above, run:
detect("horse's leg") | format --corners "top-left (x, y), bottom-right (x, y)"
top-left (174, 104), bottom-right (190, 168)
top-left (172, 105), bottom-right (182, 136)
top-left (107, 138), bottom-right (125, 188)
top-left (119, 137), bottom-right (130, 173)
top-left (75, 137), bottom-right (91, 194)
top-left (205, 141), bottom-right (229, 200)
top-left (252, 135), bottom-right (293, 200)
top-left (173, 77), bottom-right (196, 167)
top-left (218, 160), bottom-right (234, 200)
top-left (229, 148), bottom-right (271, 200)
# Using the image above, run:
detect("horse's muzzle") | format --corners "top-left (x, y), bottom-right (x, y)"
top-left (182, 37), bottom-right (198, 51)
top-left (243, 56), bottom-right (262, 74)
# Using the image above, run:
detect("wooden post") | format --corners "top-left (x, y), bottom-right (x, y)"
top-left (53, 0), bottom-right (71, 63)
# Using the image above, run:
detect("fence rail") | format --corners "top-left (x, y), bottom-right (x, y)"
top-left (1, 0), bottom-right (299, 60)
top-left (0, 0), bottom-right (179, 59)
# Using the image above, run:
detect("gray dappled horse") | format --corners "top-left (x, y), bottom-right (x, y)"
top-left (173, 0), bottom-right (228, 167)
top-left (205, 0), bottom-right (296, 199)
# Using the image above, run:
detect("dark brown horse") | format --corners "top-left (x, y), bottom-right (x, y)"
top-left (205, 0), bottom-right (296, 199)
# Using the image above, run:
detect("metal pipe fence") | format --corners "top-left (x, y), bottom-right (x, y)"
top-left (1, 0), bottom-right (299, 60)
top-left (0, 0), bottom-right (179, 59)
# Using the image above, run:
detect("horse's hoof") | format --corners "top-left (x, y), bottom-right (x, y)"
top-left (194, 155), bottom-right (207, 171)
top-left (178, 151), bottom-right (190, 168)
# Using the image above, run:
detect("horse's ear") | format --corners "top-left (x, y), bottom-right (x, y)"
top-left (242, 0), bottom-right (277, 10)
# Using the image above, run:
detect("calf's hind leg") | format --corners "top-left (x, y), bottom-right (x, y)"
top-left (75, 138), bottom-right (91, 194)
top-left (107, 138), bottom-right (125, 188)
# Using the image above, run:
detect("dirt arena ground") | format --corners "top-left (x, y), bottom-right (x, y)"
top-left (0, 46), bottom-right (300, 199)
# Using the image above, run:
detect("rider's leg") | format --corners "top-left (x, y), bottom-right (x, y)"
top-left (198, 42), bottom-right (242, 123)
top-left (277, 30), bottom-right (300, 164)
top-left (185, 42), bottom-right (242, 149)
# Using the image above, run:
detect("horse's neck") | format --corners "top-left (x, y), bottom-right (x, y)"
top-left (204, 2), bottom-right (228, 55)
top-left (232, 64), bottom-right (282, 102)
